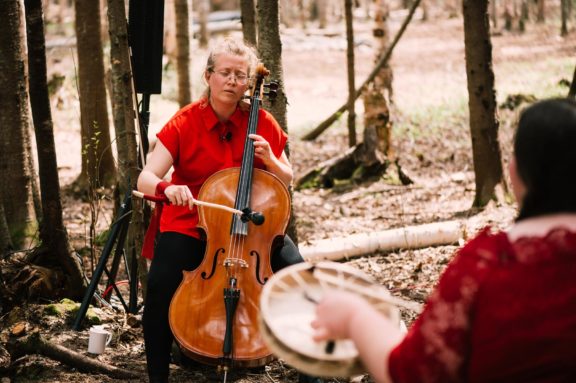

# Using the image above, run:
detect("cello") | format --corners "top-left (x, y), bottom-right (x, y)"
top-left (168, 64), bottom-right (290, 372)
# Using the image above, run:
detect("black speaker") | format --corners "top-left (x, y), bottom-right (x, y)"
top-left (128, 0), bottom-right (165, 94)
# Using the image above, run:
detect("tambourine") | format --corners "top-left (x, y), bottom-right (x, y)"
top-left (259, 261), bottom-right (419, 378)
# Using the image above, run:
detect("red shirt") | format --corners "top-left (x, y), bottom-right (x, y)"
top-left (157, 99), bottom-right (287, 239)
top-left (388, 226), bottom-right (576, 383)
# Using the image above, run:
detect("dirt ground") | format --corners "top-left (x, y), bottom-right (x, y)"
top-left (2, 7), bottom-right (575, 383)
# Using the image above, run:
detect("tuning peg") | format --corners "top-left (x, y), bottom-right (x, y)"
top-left (264, 81), bottom-right (279, 91)
top-left (264, 89), bottom-right (277, 101)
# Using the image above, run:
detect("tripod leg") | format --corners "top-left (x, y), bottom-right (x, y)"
top-left (128, 245), bottom-right (139, 313)
top-left (72, 194), bottom-right (132, 331)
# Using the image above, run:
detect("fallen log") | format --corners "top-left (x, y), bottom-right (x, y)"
top-left (6, 329), bottom-right (140, 379)
top-left (299, 220), bottom-right (466, 262)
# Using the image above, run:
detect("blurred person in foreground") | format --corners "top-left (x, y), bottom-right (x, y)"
top-left (311, 98), bottom-right (576, 383)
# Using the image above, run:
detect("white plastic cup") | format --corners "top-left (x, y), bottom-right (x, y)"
top-left (87, 326), bottom-right (112, 355)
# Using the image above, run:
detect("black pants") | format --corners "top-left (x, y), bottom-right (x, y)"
top-left (143, 232), bottom-right (304, 379)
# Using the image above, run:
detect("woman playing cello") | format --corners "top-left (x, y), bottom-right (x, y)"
top-left (137, 38), bottom-right (321, 383)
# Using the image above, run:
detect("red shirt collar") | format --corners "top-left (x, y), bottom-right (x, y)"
top-left (200, 99), bottom-right (245, 132)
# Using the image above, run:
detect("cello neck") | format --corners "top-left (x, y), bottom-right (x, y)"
top-left (231, 64), bottom-right (269, 236)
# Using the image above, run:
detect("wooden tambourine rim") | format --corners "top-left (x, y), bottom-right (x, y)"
top-left (258, 312), bottom-right (363, 377)
top-left (259, 261), bottom-right (400, 378)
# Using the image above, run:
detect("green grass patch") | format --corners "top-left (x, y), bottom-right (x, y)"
top-left (496, 57), bottom-right (574, 101)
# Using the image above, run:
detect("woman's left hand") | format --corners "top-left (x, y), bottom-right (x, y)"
top-left (249, 134), bottom-right (274, 166)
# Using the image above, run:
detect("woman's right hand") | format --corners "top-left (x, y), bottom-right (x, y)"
top-left (311, 291), bottom-right (373, 341)
top-left (164, 184), bottom-right (195, 210)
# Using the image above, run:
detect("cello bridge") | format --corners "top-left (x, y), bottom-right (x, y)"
top-left (223, 258), bottom-right (249, 268)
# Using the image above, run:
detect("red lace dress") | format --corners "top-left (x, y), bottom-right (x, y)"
top-left (388, 227), bottom-right (576, 383)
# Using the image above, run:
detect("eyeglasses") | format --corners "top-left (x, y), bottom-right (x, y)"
top-left (210, 69), bottom-right (249, 85)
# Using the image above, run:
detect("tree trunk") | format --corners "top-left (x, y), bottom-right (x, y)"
top-left (503, 0), bottom-right (514, 30)
top-left (197, 0), bottom-right (209, 48)
top-left (462, 0), bottom-right (505, 207)
top-left (24, 0), bottom-right (85, 299)
top-left (560, 0), bottom-right (569, 36)
top-left (164, 0), bottom-right (176, 64)
top-left (536, 0), bottom-right (545, 22)
top-left (447, 0), bottom-right (460, 18)
top-left (317, 0), bottom-right (328, 28)
top-left (175, 0), bottom-right (192, 107)
top-left (519, 0), bottom-right (528, 32)
top-left (108, 0), bottom-right (139, 197)
top-left (491, 0), bottom-right (498, 29)
top-left (107, 0), bottom-right (146, 305)
top-left (344, 0), bottom-right (357, 147)
top-left (363, 0), bottom-right (393, 156)
top-left (257, 0), bottom-right (298, 244)
top-left (74, 0), bottom-right (117, 191)
top-left (302, 0), bottom-right (420, 141)
top-left (568, 64), bottom-right (576, 99)
top-left (0, 0), bottom-right (37, 248)
top-left (257, 1), bottom-right (288, 135)
top-left (240, 0), bottom-right (257, 46)
top-left (24, 111), bottom-right (43, 220)
top-left (298, 0), bottom-right (308, 29)
top-left (0, 202), bottom-right (13, 254)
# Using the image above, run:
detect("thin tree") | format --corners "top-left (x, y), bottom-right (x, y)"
top-left (301, 0), bottom-right (421, 141)
top-left (536, 0), bottom-right (545, 22)
top-left (491, 0), bottom-right (498, 29)
top-left (257, 0), bottom-right (289, 133)
top-left (108, 0), bottom-right (140, 200)
top-left (108, 0), bottom-right (147, 298)
top-left (74, 0), bottom-right (117, 191)
top-left (25, 0), bottom-right (85, 299)
top-left (240, 0), bottom-right (257, 46)
top-left (0, 201), bottom-right (13, 254)
top-left (344, 0), bottom-right (357, 147)
top-left (197, 0), bottom-right (209, 48)
top-left (0, 0), bottom-right (37, 248)
top-left (297, 0), bottom-right (308, 29)
top-left (503, 0), bottom-right (516, 31)
top-left (561, 0), bottom-right (569, 36)
top-left (175, 0), bottom-right (192, 107)
top-left (568, 63), bottom-right (576, 99)
top-left (257, 0), bottom-right (298, 244)
top-left (295, 0), bottom-right (401, 190)
top-left (316, 0), bottom-right (328, 28)
top-left (519, 0), bottom-right (528, 32)
top-left (363, 0), bottom-right (393, 156)
top-left (463, 0), bottom-right (505, 207)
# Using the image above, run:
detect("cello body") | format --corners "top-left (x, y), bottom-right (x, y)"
top-left (168, 167), bottom-right (291, 367)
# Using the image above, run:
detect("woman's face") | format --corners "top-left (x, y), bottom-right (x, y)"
top-left (206, 53), bottom-right (250, 108)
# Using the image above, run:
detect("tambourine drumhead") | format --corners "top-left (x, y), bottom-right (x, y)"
top-left (259, 261), bottom-right (400, 378)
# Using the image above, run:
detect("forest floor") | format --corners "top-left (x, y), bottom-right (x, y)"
top-left (2, 8), bottom-right (576, 383)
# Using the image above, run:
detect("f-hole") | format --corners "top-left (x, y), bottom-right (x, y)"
top-left (249, 250), bottom-right (267, 285)
top-left (202, 248), bottom-right (225, 279)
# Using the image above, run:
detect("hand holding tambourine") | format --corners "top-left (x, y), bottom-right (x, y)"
top-left (259, 261), bottom-right (421, 378)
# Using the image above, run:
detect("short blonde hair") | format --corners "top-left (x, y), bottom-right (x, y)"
top-left (205, 38), bottom-right (258, 77)
top-left (202, 38), bottom-right (259, 100)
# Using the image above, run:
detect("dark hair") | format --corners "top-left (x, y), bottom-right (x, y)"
top-left (515, 98), bottom-right (576, 220)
